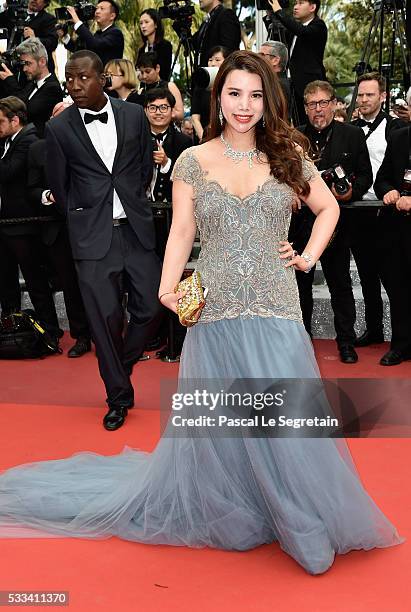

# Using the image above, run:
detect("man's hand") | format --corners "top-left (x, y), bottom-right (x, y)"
top-left (0, 62), bottom-right (13, 80)
top-left (66, 6), bottom-right (81, 24)
top-left (153, 144), bottom-right (168, 168)
top-left (268, 0), bottom-right (282, 12)
top-left (383, 189), bottom-right (400, 206)
top-left (23, 26), bottom-right (35, 39)
top-left (392, 105), bottom-right (411, 122)
top-left (396, 195), bottom-right (411, 212)
top-left (331, 183), bottom-right (353, 202)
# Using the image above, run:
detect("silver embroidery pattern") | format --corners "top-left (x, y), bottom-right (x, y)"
top-left (171, 148), bottom-right (318, 325)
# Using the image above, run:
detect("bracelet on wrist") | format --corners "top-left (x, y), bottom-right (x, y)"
top-left (300, 252), bottom-right (314, 274)
top-left (159, 291), bottom-right (174, 301)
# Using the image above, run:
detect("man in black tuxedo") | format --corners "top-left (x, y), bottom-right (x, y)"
top-left (27, 136), bottom-right (92, 357)
top-left (0, 37), bottom-right (62, 136)
top-left (144, 88), bottom-right (192, 204)
top-left (267, 0), bottom-right (327, 125)
top-left (193, 0), bottom-right (241, 68)
top-left (374, 126), bottom-right (411, 366)
top-left (0, 95), bottom-right (60, 338)
top-left (59, 0), bottom-right (124, 66)
top-left (0, 0), bottom-right (58, 72)
top-left (45, 50), bottom-right (161, 430)
top-left (351, 71), bottom-right (406, 348)
top-left (292, 80), bottom-right (373, 363)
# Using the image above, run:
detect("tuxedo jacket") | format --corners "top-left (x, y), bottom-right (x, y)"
top-left (274, 11), bottom-right (327, 97)
top-left (2, 74), bottom-right (63, 137)
top-left (374, 126), bottom-right (411, 199)
top-left (0, 123), bottom-right (38, 235)
top-left (28, 139), bottom-right (63, 246)
top-left (153, 126), bottom-right (192, 202)
top-left (193, 5), bottom-right (241, 67)
top-left (66, 24), bottom-right (124, 66)
top-left (45, 98), bottom-right (155, 260)
top-left (0, 10), bottom-right (58, 71)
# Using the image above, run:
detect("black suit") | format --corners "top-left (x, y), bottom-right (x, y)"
top-left (1, 73), bottom-right (63, 137)
top-left (27, 139), bottom-right (90, 341)
top-left (291, 121), bottom-right (373, 346)
top-left (0, 9), bottom-right (58, 72)
top-left (151, 126), bottom-right (192, 203)
top-left (0, 123), bottom-right (60, 334)
top-left (374, 126), bottom-right (411, 353)
top-left (45, 99), bottom-right (161, 410)
top-left (65, 24), bottom-right (124, 66)
top-left (349, 113), bottom-right (407, 337)
top-left (193, 4), bottom-right (241, 67)
top-left (272, 11), bottom-right (327, 124)
top-left (137, 39), bottom-right (173, 81)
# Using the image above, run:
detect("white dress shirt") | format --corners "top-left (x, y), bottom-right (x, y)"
top-left (360, 116), bottom-right (387, 201)
top-left (78, 96), bottom-right (126, 219)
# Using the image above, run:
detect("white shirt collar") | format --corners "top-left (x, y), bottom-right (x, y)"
top-left (78, 95), bottom-right (111, 120)
top-left (35, 73), bottom-right (51, 90)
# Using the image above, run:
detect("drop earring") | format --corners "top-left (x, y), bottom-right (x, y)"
top-left (262, 116), bottom-right (266, 128)
top-left (219, 107), bottom-right (224, 125)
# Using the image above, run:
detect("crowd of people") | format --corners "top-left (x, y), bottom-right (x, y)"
top-left (0, 0), bottom-right (410, 377)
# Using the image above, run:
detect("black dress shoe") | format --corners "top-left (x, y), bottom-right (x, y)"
top-left (103, 406), bottom-right (128, 431)
top-left (339, 345), bottom-right (358, 364)
top-left (354, 330), bottom-right (384, 347)
top-left (379, 349), bottom-right (410, 366)
top-left (67, 338), bottom-right (91, 358)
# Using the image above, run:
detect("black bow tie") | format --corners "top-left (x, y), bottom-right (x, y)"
top-left (153, 130), bottom-right (168, 142)
top-left (84, 111), bottom-right (108, 125)
top-left (357, 118), bottom-right (373, 128)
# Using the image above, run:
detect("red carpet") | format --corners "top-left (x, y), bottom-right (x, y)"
top-left (0, 336), bottom-right (410, 611)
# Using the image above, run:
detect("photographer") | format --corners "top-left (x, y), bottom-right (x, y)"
top-left (0, 95), bottom-right (61, 341)
top-left (267, 0), bottom-right (327, 124)
top-left (0, 37), bottom-right (62, 136)
top-left (291, 80), bottom-right (372, 364)
top-left (0, 0), bottom-right (58, 72)
top-left (258, 40), bottom-right (292, 118)
top-left (58, 0), bottom-right (123, 66)
top-left (193, 0), bottom-right (241, 69)
top-left (374, 126), bottom-right (411, 365)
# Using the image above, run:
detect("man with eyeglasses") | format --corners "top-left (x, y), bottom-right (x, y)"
top-left (267, 0), bottom-right (327, 124)
top-left (144, 88), bottom-right (192, 204)
top-left (290, 80), bottom-right (372, 364)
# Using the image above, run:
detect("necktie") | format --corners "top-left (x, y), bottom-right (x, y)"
top-left (84, 111), bottom-right (108, 125)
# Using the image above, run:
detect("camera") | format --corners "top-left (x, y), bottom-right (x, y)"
top-left (256, 0), bottom-right (289, 10)
top-left (55, 1), bottom-right (96, 23)
top-left (322, 164), bottom-right (352, 197)
top-left (158, 0), bottom-right (194, 21)
top-left (0, 48), bottom-right (24, 72)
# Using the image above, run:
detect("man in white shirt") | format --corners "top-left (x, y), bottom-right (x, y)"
top-left (351, 72), bottom-right (405, 348)
top-left (45, 50), bottom-right (161, 431)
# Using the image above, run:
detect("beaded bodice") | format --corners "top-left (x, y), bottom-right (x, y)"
top-left (172, 148), bottom-right (318, 324)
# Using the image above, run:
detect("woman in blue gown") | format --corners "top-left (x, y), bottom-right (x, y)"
top-left (0, 51), bottom-right (403, 575)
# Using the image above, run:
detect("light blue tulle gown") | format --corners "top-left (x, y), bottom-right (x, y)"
top-left (0, 150), bottom-right (403, 574)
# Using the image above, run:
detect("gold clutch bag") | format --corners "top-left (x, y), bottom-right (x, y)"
top-left (175, 271), bottom-right (208, 327)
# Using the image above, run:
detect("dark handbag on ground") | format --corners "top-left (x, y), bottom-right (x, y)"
top-left (0, 310), bottom-right (62, 359)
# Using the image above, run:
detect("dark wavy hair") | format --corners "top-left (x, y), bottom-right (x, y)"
top-left (139, 9), bottom-right (164, 45)
top-left (207, 50), bottom-right (311, 197)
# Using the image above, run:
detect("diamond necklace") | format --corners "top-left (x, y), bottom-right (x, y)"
top-left (220, 133), bottom-right (260, 169)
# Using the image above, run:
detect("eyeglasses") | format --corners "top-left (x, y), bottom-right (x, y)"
top-left (146, 104), bottom-right (171, 114)
top-left (305, 98), bottom-right (334, 110)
